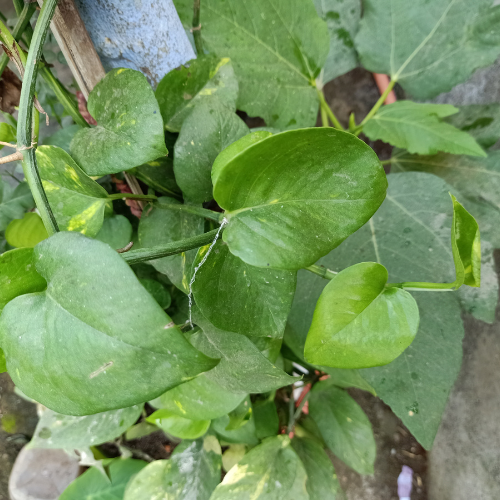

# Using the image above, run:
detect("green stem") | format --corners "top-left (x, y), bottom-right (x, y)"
top-left (193, 0), bottom-right (203, 55)
top-left (305, 264), bottom-right (338, 280)
top-left (320, 105), bottom-right (329, 128)
top-left (17, 0), bottom-right (60, 236)
top-left (316, 88), bottom-right (344, 131)
top-left (156, 202), bottom-right (222, 222)
top-left (293, 391), bottom-right (310, 421)
top-left (122, 229), bottom-right (219, 265)
top-left (107, 192), bottom-right (157, 202)
top-left (386, 281), bottom-right (456, 292)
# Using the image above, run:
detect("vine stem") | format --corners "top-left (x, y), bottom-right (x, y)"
top-left (192, 0), bottom-right (203, 55)
top-left (386, 281), bottom-right (456, 291)
top-left (316, 88), bottom-right (344, 131)
top-left (17, 0), bottom-right (60, 236)
top-left (305, 264), bottom-right (337, 280)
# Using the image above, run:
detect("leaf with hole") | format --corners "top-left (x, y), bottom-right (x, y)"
top-left (5, 213), bottom-right (47, 248)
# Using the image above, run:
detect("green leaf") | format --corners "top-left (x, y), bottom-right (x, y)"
top-left (0, 349), bottom-right (6, 373)
top-left (321, 368), bottom-right (376, 396)
top-left (129, 156), bottom-right (180, 198)
top-left (211, 413), bottom-right (258, 446)
top-left (0, 248), bottom-right (46, 313)
top-left (253, 400), bottom-right (279, 440)
top-left (125, 421), bottom-right (159, 440)
top-left (29, 405), bottom-right (142, 449)
top-left (211, 435), bottom-right (309, 500)
top-left (124, 436), bottom-right (222, 500)
top-left (291, 437), bottom-right (342, 500)
top-left (0, 232), bottom-right (217, 415)
top-left (363, 101), bottom-right (486, 157)
top-left (190, 312), bottom-right (297, 393)
top-left (314, 0), bottom-right (360, 83)
top-left (43, 124), bottom-right (83, 154)
top-left (226, 397), bottom-right (253, 430)
top-left (95, 214), bottom-right (133, 250)
top-left (174, 99), bottom-right (248, 202)
top-left (5, 213), bottom-right (48, 248)
top-left (156, 55), bottom-right (238, 132)
top-left (70, 68), bottom-right (168, 176)
top-left (222, 444), bottom-right (246, 472)
top-left (215, 128), bottom-right (387, 270)
top-left (309, 383), bottom-right (376, 475)
top-left (192, 240), bottom-right (296, 338)
top-left (138, 197), bottom-right (204, 293)
top-left (355, 0), bottom-right (500, 98)
top-left (36, 145), bottom-right (109, 237)
top-left (139, 278), bottom-right (171, 309)
top-left (0, 122), bottom-right (16, 149)
top-left (146, 409), bottom-right (210, 439)
top-left (0, 177), bottom-right (34, 232)
top-left (61, 458), bottom-right (147, 500)
top-left (199, 0), bottom-right (329, 129)
top-left (305, 262), bottom-right (419, 369)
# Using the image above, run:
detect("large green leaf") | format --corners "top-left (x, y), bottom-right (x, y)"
top-left (211, 435), bottom-right (309, 500)
top-left (291, 437), bottom-right (342, 500)
top-left (61, 458), bottom-right (147, 500)
top-left (0, 177), bottom-right (34, 232)
top-left (36, 145), bottom-right (109, 237)
top-left (156, 56), bottom-right (238, 132)
top-left (314, 0), bottom-right (360, 84)
top-left (29, 406), bottom-right (142, 449)
top-left (305, 262), bottom-right (419, 369)
top-left (199, 0), bottom-right (329, 129)
top-left (0, 248), bottom-right (46, 313)
top-left (124, 436), bottom-right (222, 500)
top-left (0, 232), bottom-right (217, 415)
top-left (174, 99), bottom-right (248, 202)
top-left (146, 409), bottom-right (210, 439)
top-left (70, 68), bottom-right (168, 175)
top-left (5, 213), bottom-right (48, 248)
top-left (363, 101), bottom-right (486, 157)
top-left (355, 0), bottom-right (500, 98)
top-left (138, 197), bottom-right (204, 293)
top-left (139, 279), bottom-right (171, 309)
top-left (95, 215), bottom-right (133, 250)
top-left (192, 240), bottom-right (296, 338)
top-left (129, 156), bottom-right (180, 198)
top-left (215, 128), bottom-right (387, 270)
top-left (309, 383), bottom-right (376, 475)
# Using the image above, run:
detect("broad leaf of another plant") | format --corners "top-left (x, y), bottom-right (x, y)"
top-left (215, 128), bottom-right (387, 270)
top-left (129, 156), bottom-right (180, 198)
top-left (5, 213), bottom-right (48, 248)
top-left (146, 409), bottom-right (210, 439)
top-left (60, 458), bottom-right (147, 500)
top-left (29, 405), bottom-right (142, 449)
top-left (124, 436), bottom-right (222, 500)
top-left (211, 435), bottom-right (309, 500)
top-left (0, 177), bottom-right (34, 232)
top-left (305, 262), bottom-right (419, 369)
top-left (192, 240), bottom-right (296, 338)
top-left (70, 68), bottom-right (168, 175)
top-left (199, 0), bottom-right (329, 129)
top-left (36, 145), bottom-right (109, 237)
top-left (363, 101), bottom-right (486, 156)
top-left (355, 0), bottom-right (500, 98)
top-left (314, 0), bottom-right (360, 84)
top-left (0, 232), bottom-right (217, 415)
top-left (156, 55), bottom-right (238, 132)
top-left (309, 383), bottom-right (376, 475)
top-left (95, 215), bottom-right (133, 250)
top-left (174, 99), bottom-right (248, 202)
top-left (138, 197), bottom-right (204, 293)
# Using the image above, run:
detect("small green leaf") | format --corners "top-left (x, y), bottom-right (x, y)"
top-left (156, 55), bottom-right (238, 132)
top-left (0, 248), bottom-right (46, 313)
top-left (139, 278), bottom-right (171, 309)
top-left (129, 156), bottom-right (180, 198)
top-left (192, 240), bottom-right (296, 338)
top-left (253, 400), bottom-right (279, 440)
top-left (174, 99), bottom-right (248, 202)
top-left (321, 368), bottom-right (376, 396)
top-left (138, 197), bottom-right (204, 293)
top-left (226, 397), bottom-right (253, 430)
top-left (305, 262), bottom-right (419, 369)
top-left (0, 177), bottom-right (34, 232)
top-left (29, 406), bottom-right (142, 449)
top-left (309, 383), bottom-right (376, 475)
top-left (125, 421), bottom-right (159, 440)
top-left (0, 122), bottom-right (16, 149)
top-left (363, 101), bottom-right (486, 156)
top-left (124, 437), bottom-right (222, 500)
top-left (61, 458), bottom-right (147, 500)
top-left (0, 232), bottom-right (217, 415)
top-left (70, 68), bottom-right (168, 175)
top-left (291, 437), bottom-right (342, 500)
top-left (211, 412), bottom-right (258, 446)
top-left (5, 213), bottom-right (48, 248)
top-left (222, 444), bottom-right (246, 472)
top-left (210, 435), bottom-right (309, 500)
top-left (43, 124), bottom-right (83, 154)
top-left (36, 146), bottom-right (109, 237)
top-left (95, 215), bottom-right (133, 250)
top-left (215, 128), bottom-right (387, 270)
top-left (146, 408), bottom-right (210, 439)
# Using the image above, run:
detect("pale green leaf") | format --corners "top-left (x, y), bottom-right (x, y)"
top-left (222, 444), bottom-right (246, 472)
top-left (5, 213), bottom-right (48, 248)
top-left (146, 409), bottom-right (210, 439)
top-left (129, 156), bottom-right (180, 198)
top-left (70, 68), bottom-right (168, 175)
top-left (95, 215), bottom-right (133, 250)
top-left (214, 128), bottom-right (387, 270)
top-left (0, 177), bottom-right (34, 232)
top-left (0, 349), bottom-right (6, 373)
top-left (125, 421), bottom-right (158, 441)
top-left (156, 55), bottom-right (238, 132)
top-left (124, 436), bottom-right (222, 500)
top-left (0, 232), bottom-right (217, 415)
top-left (309, 383), bottom-right (376, 475)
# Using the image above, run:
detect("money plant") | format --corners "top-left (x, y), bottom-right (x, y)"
top-left (0, 0), bottom-right (498, 498)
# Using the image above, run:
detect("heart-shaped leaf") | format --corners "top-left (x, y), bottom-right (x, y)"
top-left (146, 408), bottom-right (210, 439)
top-left (0, 232), bottom-right (217, 415)
top-left (70, 68), bottom-right (168, 175)
top-left (305, 262), bottom-right (419, 369)
top-left (214, 128), bottom-right (387, 270)
top-left (5, 213), bottom-right (48, 248)
top-left (0, 177), bottom-right (34, 232)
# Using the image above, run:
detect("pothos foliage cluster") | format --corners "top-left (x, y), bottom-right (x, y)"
top-left (0, 0), bottom-right (499, 497)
